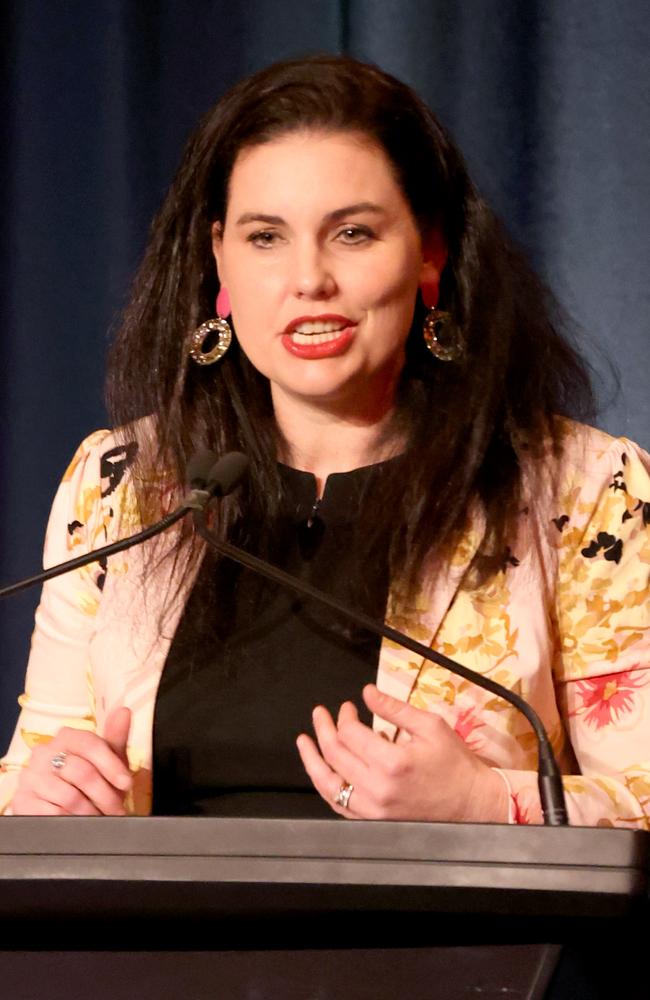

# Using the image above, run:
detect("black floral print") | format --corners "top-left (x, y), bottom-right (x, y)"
top-left (581, 531), bottom-right (624, 564)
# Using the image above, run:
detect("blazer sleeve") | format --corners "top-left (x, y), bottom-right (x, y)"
top-left (503, 432), bottom-right (650, 827)
top-left (0, 429), bottom-right (114, 813)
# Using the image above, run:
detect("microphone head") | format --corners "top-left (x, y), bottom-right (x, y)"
top-left (186, 449), bottom-right (219, 490)
top-left (206, 451), bottom-right (249, 497)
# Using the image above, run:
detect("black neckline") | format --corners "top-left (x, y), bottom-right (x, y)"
top-left (277, 455), bottom-right (403, 526)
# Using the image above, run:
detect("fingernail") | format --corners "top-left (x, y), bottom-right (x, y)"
top-left (115, 773), bottom-right (132, 790)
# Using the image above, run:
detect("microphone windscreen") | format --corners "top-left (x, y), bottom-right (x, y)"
top-left (206, 451), bottom-right (249, 497)
top-left (186, 449), bottom-right (219, 489)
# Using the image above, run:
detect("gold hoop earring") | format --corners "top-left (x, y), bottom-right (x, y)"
top-left (423, 308), bottom-right (464, 362)
top-left (189, 317), bottom-right (232, 366)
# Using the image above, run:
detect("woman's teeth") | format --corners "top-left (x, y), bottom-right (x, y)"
top-left (290, 320), bottom-right (349, 344)
top-left (291, 330), bottom-right (345, 345)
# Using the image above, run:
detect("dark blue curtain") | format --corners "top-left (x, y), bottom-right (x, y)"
top-left (1, 0), bottom-right (648, 745)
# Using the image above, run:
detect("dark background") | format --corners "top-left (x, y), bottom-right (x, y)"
top-left (1, 0), bottom-right (648, 747)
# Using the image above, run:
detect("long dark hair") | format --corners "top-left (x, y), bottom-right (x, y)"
top-left (106, 54), bottom-right (594, 599)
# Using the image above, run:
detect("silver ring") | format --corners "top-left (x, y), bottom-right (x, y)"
top-left (334, 781), bottom-right (354, 809)
top-left (50, 751), bottom-right (68, 772)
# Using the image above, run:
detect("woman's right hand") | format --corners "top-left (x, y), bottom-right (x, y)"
top-left (11, 706), bottom-right (133, 815)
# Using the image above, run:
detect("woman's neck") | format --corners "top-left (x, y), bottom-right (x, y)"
top-left (272, 388), bottom-right (401, 495)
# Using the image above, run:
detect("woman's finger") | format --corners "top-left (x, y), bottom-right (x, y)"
top-left (15, 768), bottom-right (103, 816)
top-left (34, 769), bottom-right (104, 815)
top-left (312, 706), bottom-right (369, 787)
top-left (296, 733), bottom-right (363, 818)
top-left (37, 728), bottom-right (132, 793)
top-left (45, 752), bottom-right (127, 815)
top-left (335, 703), bottom-right (403, 769)
top-left (336, 701), bottom-right (359, 726)
top-left (296, 733), bottom-right (346, 812)
top-left (362, 684), bottom-right (444, 741)
top-left (11, 796), bottom-right (68, 817)
top-left (30, 801), bottom-right (69, 816)
top-left (103, 706), bottom-right (131, 766)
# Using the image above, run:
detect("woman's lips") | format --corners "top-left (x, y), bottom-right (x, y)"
top-left (281, 325), bottom-right (356, 359)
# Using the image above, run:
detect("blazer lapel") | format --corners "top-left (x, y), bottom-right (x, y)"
top-left (373, 514), bottom-right (484, 739)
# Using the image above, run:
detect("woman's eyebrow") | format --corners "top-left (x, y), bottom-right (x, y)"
top-left (235, 202), bottom-right (386, 227)
top-left (236, 212), bottom-right (284, 226)
top-left (327, 202), bottom-right (385, 221)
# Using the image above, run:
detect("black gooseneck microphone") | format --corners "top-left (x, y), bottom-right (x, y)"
top-left (191, 484), bottom-right (570, 828)
top-left (1, 447), bottom-right (568, 825)
top-left (0, 451), bottom-right (248, 601)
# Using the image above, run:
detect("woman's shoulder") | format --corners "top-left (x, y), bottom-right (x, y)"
top-left (63, 417), bottom-right (156, 477)
top-left (555, 418), bottom-right (650, 499)
top-left (539, 419), bottom-right (650, 555)
top-left (53, 417), bottom-right (163, 542)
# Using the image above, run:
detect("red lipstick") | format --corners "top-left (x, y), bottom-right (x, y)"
top-left (281, 314), bottom-right (357, 359)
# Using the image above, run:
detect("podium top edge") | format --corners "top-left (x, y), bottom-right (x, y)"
top-left (0, 817), bottom-right (647, 870)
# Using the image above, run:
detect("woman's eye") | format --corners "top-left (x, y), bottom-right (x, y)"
top-left (247, 230), bottom-right (280, 248)
top-left (336, 225), bottom-right (375, 245)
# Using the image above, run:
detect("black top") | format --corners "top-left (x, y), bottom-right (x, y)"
top-left (152, 462), bottom-right (392, 817)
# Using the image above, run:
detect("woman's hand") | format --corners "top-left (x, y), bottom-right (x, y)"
top-left (11, 706), bottom-right (133, 816)
top-left (297, 685), bottom-right (508, 823)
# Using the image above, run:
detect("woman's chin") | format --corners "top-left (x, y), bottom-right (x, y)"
top-left (272, 374), bottom-right (397, 423)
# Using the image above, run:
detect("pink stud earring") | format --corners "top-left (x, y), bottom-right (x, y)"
top-left (189, 288), bottom-right (233, 366)
top-left (216, 286), bottom-right (231, 319)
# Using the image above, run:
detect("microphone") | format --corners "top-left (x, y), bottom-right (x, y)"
top-left (186, 449), bottom-right (221, 489)
top-left (183, 450), bottom-right (250, 509)
top-left (0, 450), bottom-right (248, 601)
top-left (192, 504), bottom-right (569, 827)
top-left (207, 452), bottom-right (250, 499)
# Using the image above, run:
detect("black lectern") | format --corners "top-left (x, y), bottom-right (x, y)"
top-left (0, 818), bottom-right (647, 999)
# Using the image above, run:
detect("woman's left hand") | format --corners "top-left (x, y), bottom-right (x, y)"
top-left (296, 684), bottom-right (509, 823)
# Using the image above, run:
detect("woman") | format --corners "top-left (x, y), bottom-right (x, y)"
top-left (1, 55), bottom-right (649, 824)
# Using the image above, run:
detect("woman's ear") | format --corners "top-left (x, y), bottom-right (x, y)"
top-left (211, 221), bottom-right (224, 274)
top-left (420, 228), bottom-right (447, 276)
top-left (419, 229), bottom-right (448, 308)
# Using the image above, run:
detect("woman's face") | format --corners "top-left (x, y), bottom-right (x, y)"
top-left (213, 129), bottom-right (443, 417)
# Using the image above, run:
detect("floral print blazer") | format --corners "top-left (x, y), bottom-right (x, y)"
top-left (1, 420), bottom-right (650, 825)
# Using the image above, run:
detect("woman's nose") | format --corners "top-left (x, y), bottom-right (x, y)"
top-left (292, 243), bottom-right (337, 299)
